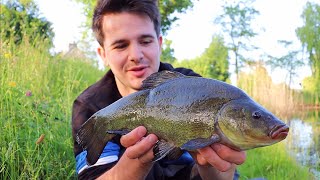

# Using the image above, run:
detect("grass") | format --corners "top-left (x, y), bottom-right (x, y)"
top-left (238, 142), bottom-right (313, 180)
top-left (0, 37), bottom-right (314, 179)
top-left (0, 38), bottom-right (105, 179)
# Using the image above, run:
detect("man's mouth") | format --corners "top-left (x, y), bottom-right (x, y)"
top-left (127, 65), bottom-right (149, 77)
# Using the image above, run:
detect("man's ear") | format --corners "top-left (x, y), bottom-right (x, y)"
top-left (97, 46), bottom-right (109, 67)
top-left (158, 36), bottom-right (163, 50)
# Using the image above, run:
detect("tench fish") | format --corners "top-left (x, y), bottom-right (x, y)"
top-left (76, 70), bottom-right (289, 165)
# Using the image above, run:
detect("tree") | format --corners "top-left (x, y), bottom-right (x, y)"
top-left (266, 40), bottom-right (304, 88)
top-left (73, 0), bottom-right (194, 64)
top-left (296, 2), bottom-right (320, 104)
top-left (214, 0), bottom-right (259, 82)
top-left (74, 0), bottom-right (194, 36)
top-left (296, 2), bottom-right (320, 78)
top-left (161, 39), bottom-right (176, 64)
top-left (199, 36), bottom-right (229, 81)
top-left (174, 35), bottom-right (229, 81)
top-left (0, 0), bottom-right (54, 46)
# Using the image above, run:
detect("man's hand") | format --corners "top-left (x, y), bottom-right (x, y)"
top-left (97, 126), bottom-right (158, 180)
top-left (121, 126), bottom-right (158, 164)
top-left (191, 144), bottom-right (246, 180)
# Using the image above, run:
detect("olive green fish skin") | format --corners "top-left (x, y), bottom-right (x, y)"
top-left (77, 71), bottom-right (288, 165)
top-left (94, 77), bottom-right (243, 147)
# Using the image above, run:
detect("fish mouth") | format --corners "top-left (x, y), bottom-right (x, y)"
top-left (269, 124), bottom-right (289, 140)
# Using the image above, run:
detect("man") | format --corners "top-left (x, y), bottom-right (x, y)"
top-left (72, 0), bottom-right (246, 179)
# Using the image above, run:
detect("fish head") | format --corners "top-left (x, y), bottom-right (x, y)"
top-left (217, 98), bottom-right (289, 150)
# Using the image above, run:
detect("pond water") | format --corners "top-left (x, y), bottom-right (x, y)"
top-left (285, 110), bottom-right (320, 178)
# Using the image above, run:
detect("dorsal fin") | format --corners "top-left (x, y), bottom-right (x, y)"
top-left (141, 70), bottom-right (186, 89)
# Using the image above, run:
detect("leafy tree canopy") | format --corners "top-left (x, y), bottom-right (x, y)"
top-left (214, 0), bottom-right (259, 81)
top-left (161, 39), bottom-right (176, 64)
top-left (0, 0), bottom-right (54, 46)
top-left (266, 40), bottom-right (304, 87)
top-left (74, 0), bottom-right (194, 35)
top-left (296, 2), bottom-right (320, 76)
top-left (296, 2), bottom-right (320, 101)
top-left (174, 35), bottom-right (229, 81)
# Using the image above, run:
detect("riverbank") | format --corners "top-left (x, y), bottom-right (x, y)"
top-left (238, 142), bottom-right (313, 180)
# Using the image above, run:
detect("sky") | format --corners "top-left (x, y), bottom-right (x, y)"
top-left (34, 0), bottom-right (319, 89)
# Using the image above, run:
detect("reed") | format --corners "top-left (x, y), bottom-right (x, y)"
top-left (237, 63), bottom-right (302, 118)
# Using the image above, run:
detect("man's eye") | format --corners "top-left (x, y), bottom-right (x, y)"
top-left (141, 39), bottom-right (152, 45)
top-left (115, 44), bottom-right (127, 49)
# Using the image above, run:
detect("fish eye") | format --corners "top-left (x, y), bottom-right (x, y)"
top-left (252, 111), bottom-right (261, 119)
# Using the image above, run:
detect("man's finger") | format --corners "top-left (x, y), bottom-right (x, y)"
top-left (125, 134), bottom-right (158, 160)
top-left (190, 151), bottom-right (209, 166)
top-left (198, 146), bottom-right (232, 172)
top-left (211, 144), bottom-right (246, 165)
top-left (120, 126), bottom-right (147, 147)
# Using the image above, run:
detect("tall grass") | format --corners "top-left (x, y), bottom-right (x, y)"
top-left (238, 142), bottom-right (312, 180)
top-left (0, 37), bottom-right (105, 179)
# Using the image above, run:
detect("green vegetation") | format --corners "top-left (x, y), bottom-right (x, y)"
top-left (0, 37), bottom-right (105, 179)
top-left (0, 37), bottom-right (313, 179)
top-left (1, 0), bottom-right (318, 179)
top-left (75, 0), bottom-right (194, 35)
top-left (238, 142), bottom-right (312, 180)
top-left (296, 2), bottom-right (320, 106)
top-left (0, 0), bottom-right (54, 46)
top-left (0, 39), bottom-right (313, 179)
top-left (174, 35), bottom-right (230, 81)
top-left (214, 0), bottom-right (259, 81)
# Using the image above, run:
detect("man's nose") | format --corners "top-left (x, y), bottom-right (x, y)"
top-left (128, 43), bottom-right (143, 63)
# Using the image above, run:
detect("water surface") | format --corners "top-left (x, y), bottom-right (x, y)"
top-left (285, 110), bottom-right (320, 178)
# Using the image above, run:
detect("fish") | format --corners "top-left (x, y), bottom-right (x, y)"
top-left (76, 70), bottom-right (289, 165)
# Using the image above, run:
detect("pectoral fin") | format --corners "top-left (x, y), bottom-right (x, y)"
top-left (181, 134), bottom-right (220, 151)
top-left (106, 129), bottom-right (130, 135)
top-left (153, 140), bottom-right (183, 162)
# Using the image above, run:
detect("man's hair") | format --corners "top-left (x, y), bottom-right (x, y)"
top-left (92, 0), bottom-right (161, 46)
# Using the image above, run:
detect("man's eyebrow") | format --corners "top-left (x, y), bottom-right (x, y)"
top-left (139, 34), bottom-right (155, 39)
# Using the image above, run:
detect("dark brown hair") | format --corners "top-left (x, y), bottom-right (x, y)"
top-left (92, 0), bottom-right (161, 46)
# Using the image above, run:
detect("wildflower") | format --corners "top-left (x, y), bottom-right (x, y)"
top-left (4, 53), bottom-right (12, 59)
top-left (25, 90), bottom-right (32, 97)
top-left (36, 134), bottom-right (45, 145)
top-left (8, 81), bottom-right (16, 87)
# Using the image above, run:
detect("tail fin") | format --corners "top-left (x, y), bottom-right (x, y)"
top-left (76, 117), bottom-right (112, 165)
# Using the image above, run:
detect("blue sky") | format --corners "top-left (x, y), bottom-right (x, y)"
top-left (34, 0), bottom-right (318, 89)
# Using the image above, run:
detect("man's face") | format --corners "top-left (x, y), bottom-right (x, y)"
top-left (98, 12), bottom-right (162, 97)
